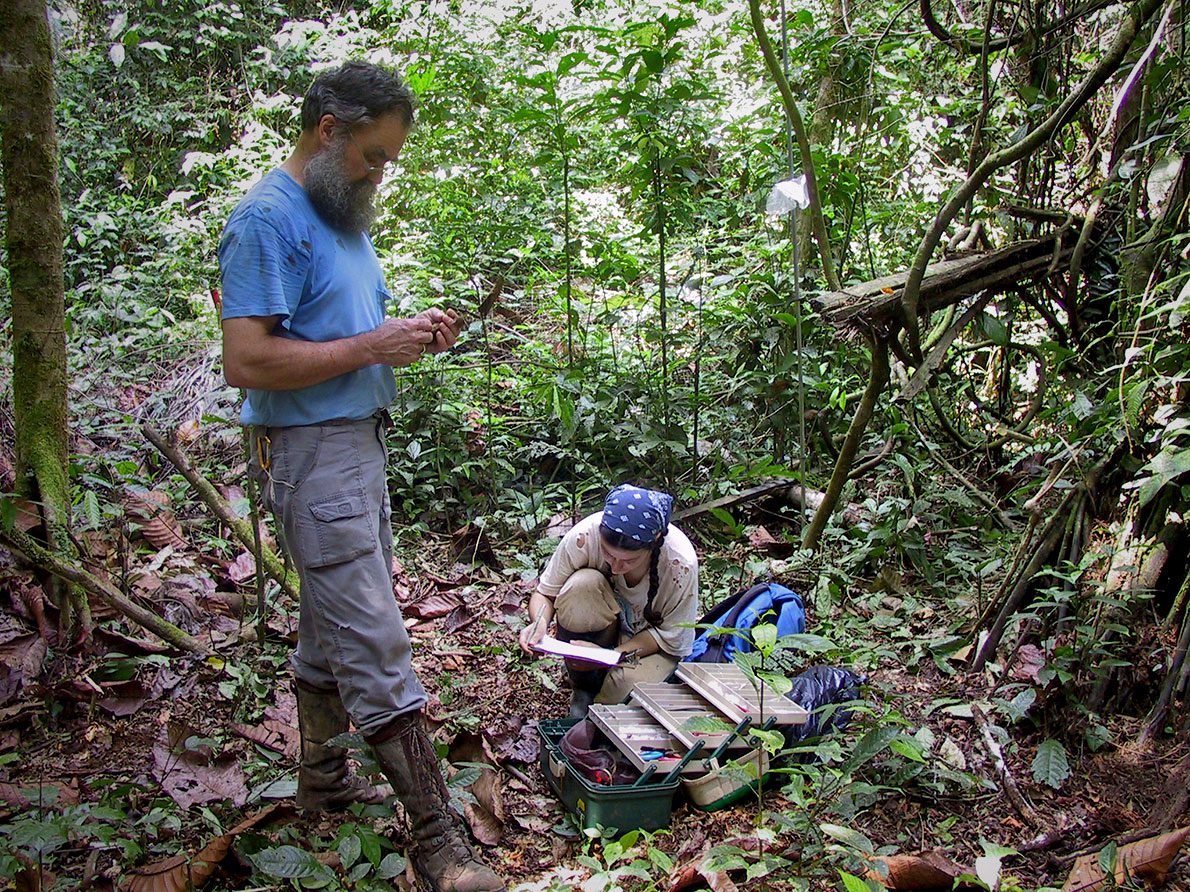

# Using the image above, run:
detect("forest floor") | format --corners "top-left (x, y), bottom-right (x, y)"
top-left (1, 386), bottom-right (1188, 890)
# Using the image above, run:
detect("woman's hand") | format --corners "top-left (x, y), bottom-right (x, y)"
top-left (518, 614), bottom-right (547, 655)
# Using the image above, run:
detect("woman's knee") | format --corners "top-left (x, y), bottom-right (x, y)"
top-left (555, 568), bottom-right (618, 631)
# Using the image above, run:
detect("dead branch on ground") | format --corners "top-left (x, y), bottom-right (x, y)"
top-left (142, 424), bottom-right (299, 603)
top-left (0, 525), bottom-right (208, 654)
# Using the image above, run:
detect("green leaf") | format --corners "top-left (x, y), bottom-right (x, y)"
top-left (888, 736), bottom-right (927, 763)
top-left (648, 846), bottom-right (674, 873)
top-left (995, 688), bottom-right (1036, 723)
top-left (82, 490), bottom-right (102, 528)
top-left (840, 727), bottom-right (899, 774)
top-left (976, 311), bottom-right (1010, 346)
top-left (1135, 444), bottom-right (1190, 506)
top-left (251, 845), bottom-right (330, 880)
top-left (448, 766), bottom-right (482, 788)
top-left (708, 506), bottom-right (740, 533)
top-left (837, 868), bottom-right (875, 892)
top-left (750, 728), bottom-right (786, 754)
top-left (378, 852), bottom-right (407, 879)
top-left (338, 834), bottom-right (361, 869)
top-left (751, 623), bottom-right (778, 655)
top-left (756, 669), bottom-right (793, 697)
top-left (1031, 739), bottom-right (1070, 789)
top-left (821, 823), bottom-right (875, 854)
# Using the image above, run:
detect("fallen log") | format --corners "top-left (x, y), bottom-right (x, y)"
top-left (0, 525), bottom-right (208, 655)
top-left (142, 425), bottom-right (299, 602)
top-left (674, 481), bottom-right (866, 526)
top-left (813, 236), bottom-right (1075, 333)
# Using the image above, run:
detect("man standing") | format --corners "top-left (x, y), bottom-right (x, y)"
top-left (219, 61), bottom-right (504, 892)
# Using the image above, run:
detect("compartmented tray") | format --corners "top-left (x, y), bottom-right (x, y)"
top-left (675, 663), bottom-right (809, 727)
top-left (587, 704), bottom-right (705, 776)
top-left (629, 683), bottom-right (755, 755)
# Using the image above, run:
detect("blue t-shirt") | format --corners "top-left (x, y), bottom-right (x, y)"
top-left (218, 170), bottom-right (397, 427)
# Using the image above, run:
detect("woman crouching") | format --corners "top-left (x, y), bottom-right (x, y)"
top-left (519, 484), bottom-right (699, 718)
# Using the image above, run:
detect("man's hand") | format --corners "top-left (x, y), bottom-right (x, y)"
top-left (423, 308), bottom-right (464, 355)
top-left (366, 316), bottom-right (435, 367)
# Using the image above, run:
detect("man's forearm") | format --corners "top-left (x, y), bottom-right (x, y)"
top-left (224, 328), bottom-right (378, 391)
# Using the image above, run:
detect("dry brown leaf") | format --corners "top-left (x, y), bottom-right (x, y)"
top-left (748, 525), bottom-right (779, 549)
top-left (864, 851), bottom-right (966, 890)
top-left (126, 804), bottom-right (285, 892)
top-left (450, 522), bottom-right (501, 568)
top-left (11, 851), bottom-right (47, 892)
top-left (123, 489), bottom-right (188, 551)
top-left (447, 732), bottom-right (505, 845)
top-left (225, 551), bottom-right (256, 584)
top-left (0, 635), bottom-right (46, 706)
top-left (1012, 644), bottom-right (1047, 684)
top-left (1063, 826), bottom-right (1190, 892)
top-left (175, 419), bottom-right (201, 445)
top-left (230, 719), bottom-right (300, 760)
top-left (405, 591), bottom-right (463, 619)
top-left (97, 679), bottom-right (148, 717)
top-left (668, 856), bottom-right (739, 892)
top-left (151, 721), bottom-right (248, 810)
top-left (6, 496), bottom-right (43, 533)
top-left (443, 605), bottom-right (475, 634)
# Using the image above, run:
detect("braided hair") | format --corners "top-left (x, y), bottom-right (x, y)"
top-left (600, 527), bottom-right (667, 628)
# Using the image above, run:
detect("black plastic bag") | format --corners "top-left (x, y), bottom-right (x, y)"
top-left (783, 665), bottom-right (866, 747)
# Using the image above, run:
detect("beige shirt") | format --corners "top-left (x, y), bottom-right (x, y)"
top-left (537, 512), bottom-right (699, 657)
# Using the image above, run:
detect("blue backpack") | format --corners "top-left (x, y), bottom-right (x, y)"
top-left (684, 581), bottom-right (806, 663)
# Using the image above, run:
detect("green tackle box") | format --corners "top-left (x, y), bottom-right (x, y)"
top-left (537, 718), bottom-right (681, 832)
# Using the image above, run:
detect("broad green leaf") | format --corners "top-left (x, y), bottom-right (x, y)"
top-left (378, 852), bottom-right (407, 879)
top-left (448, 766), bottom-right (482, 788)
top-left (888, 736), bottom-right (927, 763)
top-left (995, 688), bottom-right (1036, 723)
top-left (752, 622), bottom-right (778, 654)
top-left (251, 845), bottom-right (329, 880)
top-left (1031, 739), bottom-right (1070, 789)
top-left (648, 846), bottom-right (674, 873)
top-left (837, 869), bottom-right (874, 892)
top-left (756, 669), bottom-right (793, 697)
top-left (975, 310), bottom-right (1009, 346)
top-left (1135, 444), bottom-right (1190, 506)
top-left (338, 834), bottom-right (361, 869)
top-left (840, 727), bottom-right (899, 774)
top-left (821, 823), bottom-right (875, 854)
top-left (82, 490), bottom-right (102, 528)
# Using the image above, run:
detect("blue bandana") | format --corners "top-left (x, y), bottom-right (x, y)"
top-left (600, 484), bottom-right (674, 545)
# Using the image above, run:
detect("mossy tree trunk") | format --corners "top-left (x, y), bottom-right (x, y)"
top-left (0, 0), bottom-right (87, 640)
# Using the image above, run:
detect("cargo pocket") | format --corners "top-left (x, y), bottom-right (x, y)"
top-left (303, 489), bottom-right (376, 568)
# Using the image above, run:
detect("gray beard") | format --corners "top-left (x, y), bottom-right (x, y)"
top-left (303, 140), bottom-right (378, 233)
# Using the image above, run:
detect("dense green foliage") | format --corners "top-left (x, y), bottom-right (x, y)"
top-left (1, 0), bottom-right (1188, 887)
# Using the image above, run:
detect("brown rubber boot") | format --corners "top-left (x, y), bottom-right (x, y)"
top-left (294, 678), bottom-right (390, 812)
top-left (366, 711), bottom-right (505, 892)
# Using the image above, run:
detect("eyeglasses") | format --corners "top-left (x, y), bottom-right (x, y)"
top-left (345, 128), bottom-right (390, 174)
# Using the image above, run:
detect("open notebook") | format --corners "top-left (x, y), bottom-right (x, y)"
top-left (532, 635), bottom-right (623, 668)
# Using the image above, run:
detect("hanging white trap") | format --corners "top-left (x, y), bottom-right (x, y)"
top-left (765, 175), bottom-right (810, 215)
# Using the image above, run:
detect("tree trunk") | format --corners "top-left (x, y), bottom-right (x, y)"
top-left (0, 0), bottom-right (84, 639)
top-left (802, 334), bottom-right (890, 550)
